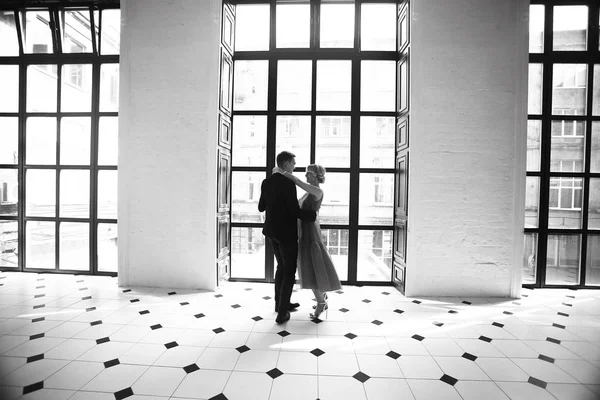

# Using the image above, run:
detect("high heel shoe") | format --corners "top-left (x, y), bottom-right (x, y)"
top-left (312, 293), bottom-right (328, 309)
top-left (310, 301), bottom-right (328, 320)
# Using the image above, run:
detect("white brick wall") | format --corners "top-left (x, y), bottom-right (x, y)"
top-left (406, 0), bottom-right (528, 297)
top-left (118, 0), bottom-right (221, 290)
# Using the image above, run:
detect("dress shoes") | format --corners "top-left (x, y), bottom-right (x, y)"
top-left (275, 302), bottom-right (300, 313)
top-left (275, 311), bottom-right (290, 324)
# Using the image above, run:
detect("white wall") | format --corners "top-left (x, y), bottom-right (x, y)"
top-left (118, 0), bottom-right (221, 290)
top-left (406, 0), bottom-right (528, 297)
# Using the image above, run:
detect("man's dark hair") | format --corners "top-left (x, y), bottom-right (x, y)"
top-left (276, 151), bottom-right (296, 168)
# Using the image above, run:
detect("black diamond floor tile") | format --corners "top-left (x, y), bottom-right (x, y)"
top-left (231, 304), bottom-right (241, 309)
top-left (386, 351), bottom-right (401, 360)
top-left (180, 302), bottom-right (189, 306)
top-left (552, 323), bottom-right (566, 329)
top-left (184, 363), bottom-right (200, 374)
top-left (215, 294), bottom-right (223, 298)
top-left (371, 320), bottom-right (383, 326)
top-left (345, 333), bottom-right (357, 340)
top-left (340, 308), bottom-right (350, 313)
top-left (236, 345), bottom-right (250, 353)
top-left (32, 317), bottom-right (45, 323)
top-left (34, 294), bottom-right (44, 298)
top-left (562, 302), bottom-right (573, 307)
top-left (122, 289), bottom-right (131, 293)
top-left (448, 310), bottom-right (458, 314)
top-left (150, 324), bottom-right (162, 330)
top-left (503, 311), bottom-right (513, 315)
top-left (33, 304), bottom-right (45, 309)
top-left (139, 310), bottom-right (150, 315)
top-left (86, 307), bottom-right (96, 312)
top-left (462, 352), bottom-right (477, 361)
top-left (252, 316), bottom-right (263, 321)
top-left (168, 292), bottom-right (177, 295)
top-left (433, 321), bottom-right (444, 327)
top-left (30, 333), bottom-right (44, 340)
top-left (362, 299), bottom-right (371, 303)
top-left (114, 387), bottom-right (134, 400)
top-left (546, 337), bottom-right (561, 344)
top-left (104, 358), bottom-right (120, 368)
top-left (311, 318), bottom-right (323, 324)
top-left (382, 291), bottom-right (390, 295)
top-left (528, 376), bottom-right (547, 389)
top-left (262, 296), bottom-right (271, 300)
top-left (278, 330), bottom-right (290, 337)
top-left (81, 296), bottom-right (92, 301)
top-left (310, 348), bottom-right (325, 357)
top-left (27, 353), bottom-right (44, 363)
top-left (213, 327), bottom-right (225, 334)
top-left (412, 334), bottom-right (424, 341)
top-left (557, 312), bottom-right (569, 317)
top-left (165, 341), bottom-right (178, 349)
top-left (90, 320), bottom-right (103, 326)
top-left (96, 337), bottom-right (110, 345)
top-left (492, 322), bottom-right (504, 328)
top-left (267, 368), bottom-right (283, 379)
top-left (130, 299), bottom-right (139, 303)
top-left (353, 371), bottom-right (370, 383)
top-left (195, 313), bottom-right (205, 318)
top-left (209, 393), bottom-right (229, 400)
top-left (412, 300), bottom-right (421, 304)
top-left (335, 290), bottom-right (344, 294)
top-left (479, 336), bottom-right (492, 343)
top-left (23, 381), bottom-right (44, 394)
top-left (440, 374), bottom-right (458, 386)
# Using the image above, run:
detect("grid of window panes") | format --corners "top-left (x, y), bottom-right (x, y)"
top-left (526, 2), bottom-right (600, 287)
top-left (230, 1), bottom-right (397, 283)
top-left (0, 7), bottom-right (120, 274)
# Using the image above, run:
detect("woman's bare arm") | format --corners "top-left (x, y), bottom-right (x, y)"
top-left (282, 172), bottom-right (323, 200)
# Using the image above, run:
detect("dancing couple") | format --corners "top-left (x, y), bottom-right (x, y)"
top-left (258, 151), bottom-right (342, 324)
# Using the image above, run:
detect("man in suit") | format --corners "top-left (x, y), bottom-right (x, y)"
top-left (258, 151), bottom-right (317, 324)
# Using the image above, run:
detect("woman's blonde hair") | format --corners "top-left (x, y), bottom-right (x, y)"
top-left (307, 164), bottom-right (326, 183)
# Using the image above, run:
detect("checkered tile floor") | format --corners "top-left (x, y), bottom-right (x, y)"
top-left (0, 271), bottom-right (599, 400)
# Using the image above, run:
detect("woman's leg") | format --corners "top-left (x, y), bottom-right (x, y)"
top-left (312, 289), bottom-right (325, 303)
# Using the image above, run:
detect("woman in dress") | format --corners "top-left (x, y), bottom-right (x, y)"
top-left (273, 164), bottom-right (342, 319)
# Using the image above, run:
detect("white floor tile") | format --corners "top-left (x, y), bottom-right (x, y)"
top-left (10, 320), bottom-right (64, 337)
top-left (476, 357), bottom-right (529, 381)
top-left (523, 340), bottom-right (581, 360)
top-left (245, 332), bottom-right (283, 350)
top-left (318, 352), bottom-right (360, 376)
top-left (172, 369), bottom-right (230, 399)
top-left (82, 363), bottom-right (148, 392)
top-left (120, 342), bottom-right (166, 365)
top-left (270, 373), bottom-right (318, 400)
top-left (68, 391), bottom-right (119, 400)
top-left (138, 327), bottom-right (185, 344)
top-left (434, 356), bottom-right (489, 380)
top-left (280, 334), bottom-right (320, 352)
top-left (224, 371), bottom-right (273, 400)
top-left (0, 385), bottom-right (21, 400)
top-left (513, 358), bottom-right (578, 383)
top-left (0, 356), bottom-right (26, 378)
top-left (562, 341), bottom-right (600, 361)
top-left (364, 378), bottom-right (414, 400)
top-left (496, 381), bottom-right (558, 400)
top-left (546, 383), bottom-right (600, 400)
top-left (44, 321), bottom-right (90, 338)
top-left (454, 381), bottom-right (509, 400)
top-left (196, 347), bottom-right (239, 370)
top-left (0, 359), bottom-right (68, 386)
top-left (318, 375), bottom-right (367, 400)
top-left (454, 338), bottom-right (506, 357)
top-left (406, 379), bottom-right (462, 400)
top-left (234, 349), bottom-right (279, 372)
top-left (356, 354), bottom-right (403, 378)
top-left (177, 329), bottom-right (215, 347)
top-left (422, 338), bottom-right (464, 356)
top-left (77, 341), bottom-right (133, 362)
top-left (491, 339), bottom-right (540, 358)
top-left (131, 365), bottom-right (186, 397)
top-left (44, 360), bottom-right (104, 390)
top-left (397, 355), bottom-right (443, 379)
top-left (277, 350), bottom-right (317, 375)
top-left (153, 345), bottom-right (205, 367)
top-left (353, 336), bottom-right (391, 355)
top-left (208, 330), bottom-right (250, 348)
top-left (386, 337), bottom-right (430, 355)
top-left (19, 388), bottom-right (75, 400)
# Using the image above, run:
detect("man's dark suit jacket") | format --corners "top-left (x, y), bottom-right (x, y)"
top-left (258, 173), bottom-right (316, 243)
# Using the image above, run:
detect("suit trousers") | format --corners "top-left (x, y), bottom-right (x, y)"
top-left (270, 238), bottom-right (298, 315)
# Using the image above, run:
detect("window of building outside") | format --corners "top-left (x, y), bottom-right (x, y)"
top-left (0, 7), bottom-right (120, 274)
top-left (525, 2), bottom-right (600, 287)
top-left (229, 1), bottom-right (397, 284)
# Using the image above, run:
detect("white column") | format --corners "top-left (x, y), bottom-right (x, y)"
top-left (117, 0), bottom-right (221, 290)
top-left (406, 0), bottom-right (529, 297)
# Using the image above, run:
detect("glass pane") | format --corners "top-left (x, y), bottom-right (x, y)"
top-left (235, 5), bottom-right (269, 51)
top-left (0, 11), bottom-right (19, 56)
top-left (361, 61), bottom-right (395, 112)
top-left (26, 170), bottom-right (55, 217)
top-left (232, 116), bottom-right (267, 167)
top-left (589, 179), bottom-right (600, 230)
top-left (553, 6), bottom-right (587, 51)
top-left (0, 169), bottom-right (18, 216)
top-left (522, 233), bottom-right (537, 284)
top-left (315, 116), bottom-right (350, 167)
top-left (0, 65), bottom-right (19, 112)
top-left (546, 234), bottom-right (580, 285)
top-left (525, 177), bottom-right (540, 228)
top-left (100, 9), bottom-right (120, 55)
top-left (548, 177), bottom-right (583, 229)
top-left (234, 60), bottom-right (269, 111)
top-left (100, 64), bottom-right (119, 112)
top-left (60, 117), bottom-right (91, 165)
top-left (61, 9), bottom-right (93, 53)
top-left (23, 11), bottom-right (53, 54)
top-left (361, 3), bottom-right (396, 51)
top-left (98, 223), bottom-right (118, 272)
top-left (320, 229), bottom-right (348, 281)
top-left (528, 64), bottom-right (543, 114)
top-left (276, 116), bottom-right (310, 168)
top-left (277, 60), bottom-right (312, 111)
top-left (231, 227), bottom-right (265, 279)
top-left (277, 4), bottom-right (309, 48)
top-left (552, 64), bottom-right (587, 115)
top-left (60, 170), bottom-right (89, 218)
top-left (59, 222), bottom-right (88, 271)
top-left (26, 221), bottom-right (55, 269)
top-left (360, 117), bottom-right (395, 169)
top-left (0, 220), bottom-right (18, 267)
top-left (357, 230), bottom-right (392, 281)
top-left (593, 65), bottom-right (600, 116)
top-left (0, 118), bottom-right (18, 164)
top-left (359, 174), bottom-right (393, 226)
top-left (529, 5), bottom-right (544, 53)
top-left (98, 170), bottom-right (117, 220)
top-left (232, 171), bottom-right (264, 223)
top-left (99, 117), bottom-right (118, 166)
top-left (61, 64), bottom-right (92, 112)
top-left (592, 122), bottom-right (600, 173)
top-left (27, 65), bottom-right (58, 112)
top-left (586, 235), bottom-right (600, 286)
top-left (26, 117), bottom-right (56, 165)
top-left (550, 121), bottom-right (585, 173)
top-left (318, 172), bottom-right (349, 225)
top-left (527, 120), bottom-right (541, 171)
top-left (317, 61), bottom-right (351, 111)
top-left (320, 3), bottom-right (354, 48)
